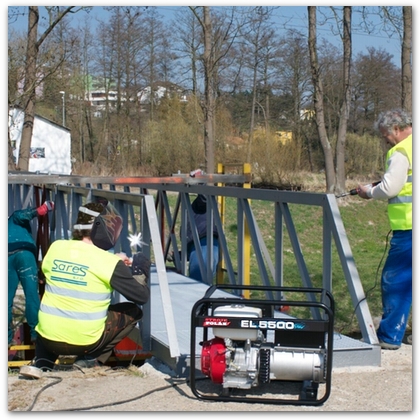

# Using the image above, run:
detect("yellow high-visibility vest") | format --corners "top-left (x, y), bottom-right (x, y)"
top-left (36, 240), bottom-right (119, 345)
top-left (386, 134), bottom-right (412, 231)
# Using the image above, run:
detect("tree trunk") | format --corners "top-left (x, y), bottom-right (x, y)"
top-left (335, 6), bottom-right (352, 195)
top-left (16, 6), bottom-right (77, 172)
top-left (401, 6), bottom-right (412, 112)
top-left (247, 60), bottom-right (258, 163)
top-left (308, 6), bottom-right (335, 193)
top-left (8, 131), bottom-right (17, 170)
top-left (203, 6), bottom-right (215, 173)
top-left (18, 6), bottom-right (39, 171)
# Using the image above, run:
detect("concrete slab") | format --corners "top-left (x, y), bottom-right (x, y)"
top-left (149, 268), bottom-right (381, 376)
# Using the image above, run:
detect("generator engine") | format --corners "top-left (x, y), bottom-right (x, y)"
top-left (190, 285), bottom-right (334, 405)
top-left (200, 304), bottom-right (326, 389)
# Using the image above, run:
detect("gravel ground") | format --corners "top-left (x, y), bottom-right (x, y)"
top-left (6, 342), bottom-right (412, 413)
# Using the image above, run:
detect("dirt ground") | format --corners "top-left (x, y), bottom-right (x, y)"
top-left (6, 341), bottom-right (412, 413)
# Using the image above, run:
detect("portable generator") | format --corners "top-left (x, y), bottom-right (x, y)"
top-left (190, 284), bottom-right (334, 406)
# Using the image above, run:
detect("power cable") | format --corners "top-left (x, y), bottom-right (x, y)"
top-left (337, 229), bottom-right (391, 336)
top-left (25, 376), bottom-right (63, 411)
top-left (57, 383), bottom-right (180, 411)
top-left (22, 352), bottom-right (188, 411)
top-left (24, 371), bottom-right (186, 411)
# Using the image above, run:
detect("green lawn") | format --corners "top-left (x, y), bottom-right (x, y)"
top-left (216, 195), bottom-right (392, 335)
top-left (164, 191), bottom-right (402, 336)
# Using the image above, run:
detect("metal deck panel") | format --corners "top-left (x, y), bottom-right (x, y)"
top-left (150, 270), bottom-right (381, 374)
top-left (150, 268), bottom-right (240, 356)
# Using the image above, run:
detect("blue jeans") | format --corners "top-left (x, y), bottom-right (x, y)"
top-left (377, 230), bottom-right (412, 346)
top-left (188, 237), bottom-right (219, 283)
top-left (8, 250), bottom-right (40, 344)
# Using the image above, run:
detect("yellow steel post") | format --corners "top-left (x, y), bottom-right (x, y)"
top-left (243, 163), bottom-right (251, 298)
top-left (216, 163), bottom-right (225, 284)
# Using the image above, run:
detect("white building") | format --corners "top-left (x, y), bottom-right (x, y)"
top-left (9, 107), bottom-right (72, 175)
top-left (85, 84), bottom-right (187, 116)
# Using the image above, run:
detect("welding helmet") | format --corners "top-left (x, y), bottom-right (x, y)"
top-left (73, 201), bottom-right (123, 250)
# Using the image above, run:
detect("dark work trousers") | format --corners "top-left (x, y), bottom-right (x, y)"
top-left (35, 302), bottom-right (143, 370)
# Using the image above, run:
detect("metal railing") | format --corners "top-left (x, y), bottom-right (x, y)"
top-left (8, 168), bottom-right (379, 358)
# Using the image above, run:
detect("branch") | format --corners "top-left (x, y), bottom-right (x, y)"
top-left (36, 6), bottom-right (83, 49)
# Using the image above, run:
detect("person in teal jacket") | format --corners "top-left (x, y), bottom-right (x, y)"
top-left (8, 201), bottom-right (54, 346)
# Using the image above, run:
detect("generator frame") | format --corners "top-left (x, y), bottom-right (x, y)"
top-left (190, 284), bottom-right (334, 406)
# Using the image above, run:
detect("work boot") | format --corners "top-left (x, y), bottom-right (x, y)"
top-left (406, 335), bottom-right (412, 345)
top-left (74, 356), bottom-right (101, 368)
top-left (379, 340), bottom-right (400, 350)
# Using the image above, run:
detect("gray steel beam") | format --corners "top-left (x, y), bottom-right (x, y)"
top-left (144, 195), bottom-right (180, 357)
top-left (324, 194), bottom-right (379, 344)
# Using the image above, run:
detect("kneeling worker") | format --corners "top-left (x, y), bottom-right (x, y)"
top-left (34, 201), bottom-right (150, 370)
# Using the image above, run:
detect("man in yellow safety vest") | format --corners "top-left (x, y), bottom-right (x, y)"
top-left (358, 108), bottom-right (412, 350)
top-left (34, 201), bottom-right (150, 369)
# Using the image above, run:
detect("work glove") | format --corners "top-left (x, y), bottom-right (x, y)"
top-left (189, 169), bottom-right (203, 177)
top-left (132, 252), bottom-right (151, 281)
top-left (37, 201), bottom-right (54, 216)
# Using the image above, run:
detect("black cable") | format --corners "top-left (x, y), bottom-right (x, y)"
top-left (23, 355), bottom-right (188, 411)
top-left (55, 383), bottom-right (180, 411)
top-left (26, 376), bottom-right (63, 411)
top-left (23, 368), bottom-right (185, 411)
top-left (337, 229), bottom-right (392, 336)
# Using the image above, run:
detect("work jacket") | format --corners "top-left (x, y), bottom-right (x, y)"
top-left (36, 240), bottom-right (119, 345)
top-left (186, 212), bottom-right (218, 245)
top-left (386, 134), bottom-right (412, 231)
top-left (8, 208), bottom-right (38, 257)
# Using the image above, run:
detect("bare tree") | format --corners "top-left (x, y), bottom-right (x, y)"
top-left (240, 7), bottom-right (277, 163)
top-left (351, 48), bottom-right (400, 134)
top-left (172, 8), bottom-right (202, 95)
top-left (335, 6), bottom-right (352, 195)
top-left (401, 6), bottom-right (412, 112)
top-left (276, 30), bottom-right (312, 169)
top-left (15, 6), bottom-right (82, 171)
top-left (142, 7), bottom-right (169, 121)
top-left (93, 7), bottom-right (132, 170)
top-left (71, 15), bottom-right (97, 166)
top-left (358, 7), bottom-right (410, 112)
top-left (308, 6), bottom-right (335, 192)
top-left (10, 6), bottom-right (406, 177)
top-left (189, 6), bottom-right (240, 174)
top-left (308, 6), bottom-right (353, 194)
top-left (202, 7), bottom-right (216, 173)
top-left (377, 6), bottom-right (411, 112)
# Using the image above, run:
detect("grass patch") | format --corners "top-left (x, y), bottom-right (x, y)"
top-left (152, 188), bottom-right (405, 336)
top-left (171, 194), bottom-right (392, 335)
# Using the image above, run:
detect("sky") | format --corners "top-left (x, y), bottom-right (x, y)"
top-left (8, 4), bottom-right (404, 67)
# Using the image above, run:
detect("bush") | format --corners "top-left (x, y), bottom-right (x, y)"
top-left (344, 133), bottom-right (385, 179)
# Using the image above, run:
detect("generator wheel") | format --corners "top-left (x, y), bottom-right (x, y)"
top-left (221, 388), bottom-right (231, 397)
top-left (299, 380), bottom-right (318, 401)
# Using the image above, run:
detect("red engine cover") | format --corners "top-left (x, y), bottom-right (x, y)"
top-left (201, 337), bottom-right (226, 384)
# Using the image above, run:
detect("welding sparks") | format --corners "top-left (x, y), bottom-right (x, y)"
top-left (128, 232), bottom-right (147, 249)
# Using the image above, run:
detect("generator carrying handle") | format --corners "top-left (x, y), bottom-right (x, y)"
top-left (202, 284), bottom-right (334, 316)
